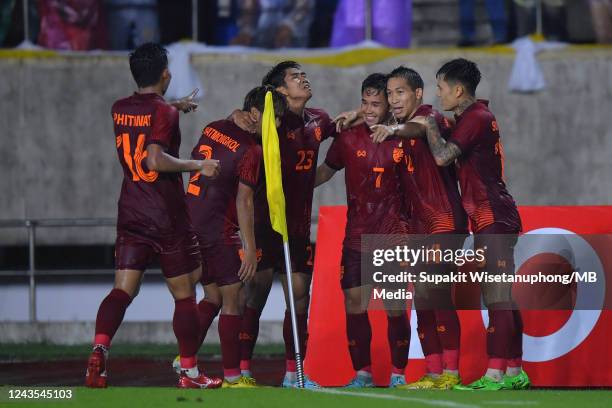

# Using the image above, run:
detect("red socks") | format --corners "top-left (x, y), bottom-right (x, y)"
top-left (387, 314), bottom-right (410, 372)
top-left (173, 297), bottom-right (200, 365)
top-left (197, 300), bottom-right (221, 347)
top-left (487, 309), bottom-right (514, 361)
top-left (93, 288), bottom-right (132, 348)
top-left (283, 311), bottom-right (308, 363)
top-left (219, 314), bottom-right (242, 378)
top-left (416, 310), bottom-right (443, 356)
top-left (239, 306), bottom-right (262, 370)
top-left (346, 312), bottom-right (372, 371)
top-left (509, 309), bottom-right (523, 360)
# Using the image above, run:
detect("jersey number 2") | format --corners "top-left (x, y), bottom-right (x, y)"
top-left (187, 145), bottom-right (213, 196)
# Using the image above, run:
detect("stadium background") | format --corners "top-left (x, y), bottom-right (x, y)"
top-left (1, 0), bottom-right (611, 403)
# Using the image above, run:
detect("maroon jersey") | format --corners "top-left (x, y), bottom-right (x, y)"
top-left (325, 124), bottom-right (406, 251)
top-left (255, 107), bottom-right (335, 239)
top-left (400, 105), bottom-right (468, 234)
top-left (112, 93), bottom-right (190, 240)
top-left (448, 100), bottom-right (521, 233)
top-left (187, 119), bottom-right (262, 246)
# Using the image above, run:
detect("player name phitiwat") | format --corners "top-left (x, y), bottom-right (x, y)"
top-left (113, 113), bottom-right (151, 127)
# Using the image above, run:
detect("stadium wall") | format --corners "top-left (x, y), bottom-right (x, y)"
top-left (1, 47), bottom-right (611, 245)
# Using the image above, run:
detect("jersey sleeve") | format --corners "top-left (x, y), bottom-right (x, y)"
top-left (448, 114), bottom-right (483, 154)
top-left (149, 104), bottom-right (179, 149)
top-left (321, 111), bottom-right (337, 140)
top-left (324, 136), bottom-right (344, 170)
top-left (237, 144), bottom-right (262, 189)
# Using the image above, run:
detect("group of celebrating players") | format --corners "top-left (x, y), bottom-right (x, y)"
top-left (85, 41), bottom-right (530, 392)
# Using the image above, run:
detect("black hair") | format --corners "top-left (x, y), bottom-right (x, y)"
top-left (361, 73), bottom-right (388, 95)
top-left (261, 61), bottom-right (301, 88)
top-left (387, 66), bottom-right (424, 92)
top-left (436, 58), bottom-right (481, 96)
top-left (129, 42), bottom-right (169, 88)
top-left (243, 85), bottom-right (288, 118)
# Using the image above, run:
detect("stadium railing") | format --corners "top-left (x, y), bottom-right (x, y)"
top-left (0, 218), bottom-right (160, 322)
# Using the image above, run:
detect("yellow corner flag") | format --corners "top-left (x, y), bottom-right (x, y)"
top-left (262, 91), bottom-right (289, 243)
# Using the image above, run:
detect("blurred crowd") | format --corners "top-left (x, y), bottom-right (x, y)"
top-left (0, 0), bottom-right (610, 50)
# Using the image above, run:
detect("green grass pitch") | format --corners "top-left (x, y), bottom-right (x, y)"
top-left (1, 386), bottom-right (610, 408)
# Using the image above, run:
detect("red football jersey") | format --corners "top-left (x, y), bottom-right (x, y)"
top-left (448, 100), bottom-right (521, 233)
top-left (186, 120), bottom-right (262, 246)
top-left (254, 107), bottom-right (336, 239)
top-left (325, 124), bottom-right (407, 251)
top-left (400, 104), bottom-right (468, 234)
top-left (112, 93), bottom-right (190, 241)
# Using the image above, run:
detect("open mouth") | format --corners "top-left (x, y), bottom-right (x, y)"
top-left (392, 107), bottom-right (404, 115)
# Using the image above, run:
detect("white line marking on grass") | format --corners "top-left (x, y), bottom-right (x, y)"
top-left (488, 401), bottom-right (538, 406)
top-left (309, 388), bottom-right (480, 408)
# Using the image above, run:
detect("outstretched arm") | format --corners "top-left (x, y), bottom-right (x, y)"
top-left (146, 144), bottom-right (220, 176)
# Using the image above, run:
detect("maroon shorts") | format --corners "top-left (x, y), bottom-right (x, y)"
top-left (115, 230), bottom-right (201, 278)
top-left (199, 243), bottom-right (243, 287)
top-left (256, 228), bottom-right (313, 274)
top-left (340, 246), bottom-right (364, 290)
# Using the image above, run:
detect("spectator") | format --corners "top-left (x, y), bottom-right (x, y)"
top-left (0, 0), bottom-right (16, 46)
top-left (38, 0), bottom-right (107, 50)
top-left (330, 0), bottom-right (412, 48)
top-left (105, 0), bottom-right (159, 50)
top-left (459, 0), bottom-right (508, 46)
top-left (231, 0), bottom-right (315, 48)
top-left (308, 0), bottom-right (339, 47)
top-left (513, 0), bottom-right (567, 41)
top-left (589, 0), bottom-right (612, 43)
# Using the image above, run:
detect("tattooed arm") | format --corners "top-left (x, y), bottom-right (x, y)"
top-left (418, 115), bottom-right (462, 167)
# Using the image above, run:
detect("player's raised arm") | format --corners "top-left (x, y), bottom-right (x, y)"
top-left (236, 181), bottom-right (257, 282)
top-left (169, 88), bottom-right (199, 113)
top-left (146, 143), bottom-right (220, 176)
top-left (315, 163), bottom-right (337, 187)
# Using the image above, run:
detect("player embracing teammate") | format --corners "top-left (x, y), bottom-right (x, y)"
top-left (412, 59), bottom-right (529, 391)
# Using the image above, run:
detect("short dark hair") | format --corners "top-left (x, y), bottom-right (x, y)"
top-left (243, 85), bottom-right (288, 118)
top-left (361, 73), bottom-right (388, 95)
top-left (387, 66), bottom-right (424, 92)
top-left (129, 43), bottom-right (168, 88)
top-left (436, 58), bottom-right (481, 96)
top-left (261, 61), bottom-right (301, 88)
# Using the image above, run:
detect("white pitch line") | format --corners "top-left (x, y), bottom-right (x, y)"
top-left (488, 401), bottom-right (539, 406)
top-left (308, 387), bottom-right (481, 408)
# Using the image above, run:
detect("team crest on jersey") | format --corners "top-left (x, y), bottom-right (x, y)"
top-left (393, 147), bottom-right (404, 163)
top-left (410, 139), bottom-right (416, 146)
top-left (491, 120), bottom-right (499, 132)
top-left (356, 150), bottom-right (367, 158)
top-left (199, 144), bottom-right (213, 159)
top-left (314, 126), bottom-right (322, 141)
top-left (287, 131), bottom-right (296, 140)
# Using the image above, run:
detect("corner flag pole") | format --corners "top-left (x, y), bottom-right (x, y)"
top-left (261, 91), bottom-right (305, 388)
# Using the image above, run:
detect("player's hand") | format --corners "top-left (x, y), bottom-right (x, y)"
top-left (238, 248), bottom-right (258, 282)
top-left (333, 110), bottom-right (359, 133)
top-left (200, 159), bottom-right (220, 178)
top-left (172, 88), bottom-right (199, 113)
top-left (230, 109), bottom-right (257, 133)
top-left (370, 124), bottom-right (395, 143)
